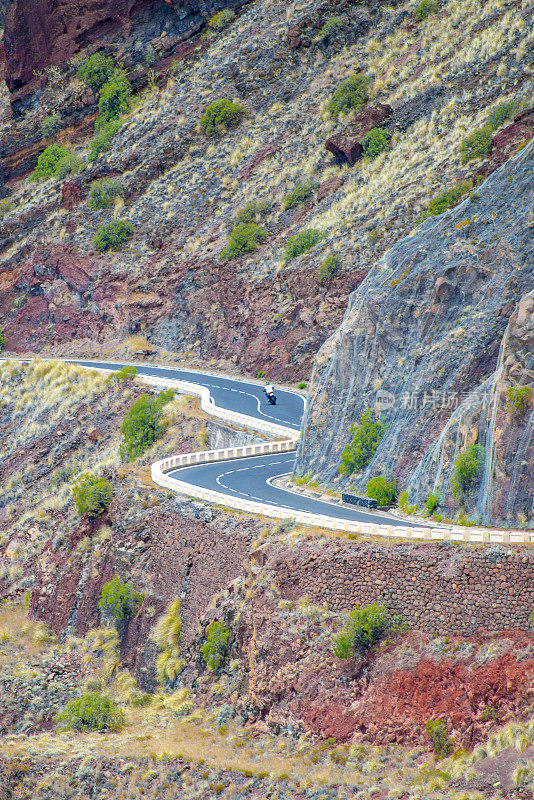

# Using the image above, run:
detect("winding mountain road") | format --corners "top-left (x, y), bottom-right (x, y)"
top-left (71, 359), bottom-right (413, 528)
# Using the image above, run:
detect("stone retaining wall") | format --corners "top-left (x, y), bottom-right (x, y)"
top-left (268, 539), bottom-right (534, 634)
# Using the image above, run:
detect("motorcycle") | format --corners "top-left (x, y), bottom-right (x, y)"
top-left (263, 387), bottom-right (277, 405)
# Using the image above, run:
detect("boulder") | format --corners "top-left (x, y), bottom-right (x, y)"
top-left (61, 180), bottom-right (84, 210)
top-left (325, 103), bottom-right (393, 165)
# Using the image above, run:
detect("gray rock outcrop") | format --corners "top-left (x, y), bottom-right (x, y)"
top-left (297, 140), bottom-right (534, 525)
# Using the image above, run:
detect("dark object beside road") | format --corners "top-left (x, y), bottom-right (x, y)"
top-left (342, 493), bottom-right (377, 509)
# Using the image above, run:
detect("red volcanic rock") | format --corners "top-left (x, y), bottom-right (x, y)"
top-left (5, 0), bottom-right (155, 95)
top-left (4, 1), bottom-right (246, 103)
top-left (238, 137), bottom-right (285, 181)
top-left (61, 180), bottom-right (84, 210)
top-left (475, 107), bottom-right (534, 179)
top-left (325, 103), bottom-right (393, 165)
top-left (316, 175), bottom-right (344, 202)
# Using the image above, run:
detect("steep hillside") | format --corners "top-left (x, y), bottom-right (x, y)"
top-left (0, 0), bottom-right (532, 382)
top-left (297, 139), bottom-right (534, 525)
top-left (1, 363), bottom-right (533, 800)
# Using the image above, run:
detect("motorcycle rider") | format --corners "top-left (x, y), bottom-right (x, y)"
top-left (263, 380), bottom-right (276, 404)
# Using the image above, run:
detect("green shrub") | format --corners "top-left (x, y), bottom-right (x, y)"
top-left (71, 473), bottom-right (113, 520)
top-left (340, 409), bottom-right (386, 475)
top-left (51, 465), bottom-right (78, 487)
top-left (236, 200), bottom-right (270, 224)
top-left (333, 603), bottom-right (388, 658)
top-left (284, 229), bottom-right (324, 261)
top-left (99, 575), bottom-right (144, 621)
top-left (88, 119), bottom-right (121, 162)
top-left (425, 719), bottom-right (453, 758)
top-left (54, 153), bottom-right (85, 180)
top-left (315, 16), bottom-right (343, 42)
top-left (365, 476), bottom-right (396, 506)
top-left (398, 490), bottom-right (409, 508)
top-left (109, 365), bottom-right (137, 382)
top-left (41, 113), bottom-right (62, 138)
top-left (413, 0), bottom-right (439, 22)
top-left (208, 9), bottom-right (236, 28)
top-left (221, 222), bottom-right (267, 260)
top-left (56, 693), bottom-right (125, 732)
top-left (361, 128), bottom-right (390, 159)
top-left (425, 493), bottom-right (439, 516)
top-left (0, 198), bottom-right (14, 217)
top-left (94, 220), bottom-right (133, 252)
top-left (31, 144), bottom-right (71, 180)
top-left (201, 620), bottom-right (230, 671)
top-left (119, 390), bottom-right (174, 461)
top-left (145, 47), bottom-right (157, 67)
top-left (485, 100), bottom-right (520, 131)
top-left (98, 71), bottom-right (132, 123)
top-left (298, 382), bottom-right (307, 390)
top-left (283, 180), bottom-right (318, 210)
top-left (451, 443), bottom-right (485, 501)
top-left (505, 386), bottom-right (531, 415)
top-left (77, 53), bottom-right (115, 94)
top-left (317, 254), bottom-right (340, 284)
top-left (327, 73), bottom-right (370, 117)
top-left (421, 181), bottom-right (472, 219)
top-left (88, 178), bottom-right (124, 210)
top-left (460, 126), bottom-right (493, 163)
top-left (0, 327), bottom-right (4, 352)
top-left (201, 99), bottom-right (246, 135)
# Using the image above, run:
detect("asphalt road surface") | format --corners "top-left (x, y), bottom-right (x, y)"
top-left (71, 360), bottom-right (417, 528)
top-left (168, 452), bottom-right (416, 527)
top-left (70, 360), bottom-right (303, 431)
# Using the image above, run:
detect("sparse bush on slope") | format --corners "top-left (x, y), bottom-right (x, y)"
top-left (93, 220), bottom-right (133, 252)
top-left (88, 178), bottom-right (123, 210)
top-left (284, 230), bottom-right (324, 262)
top-left (31, 144), bottom-right (70, 180)
top-left (77, 53), bottom-right (115, 94)
top-left (221, 222), bottom-right (267, 260)
top-left (451, 443), bottom-right (484, 501)
top-left (201, 99), bottom-right (246, 135)
top-left (56, 693), bottom-right (125, 732)
top-left (119, 390), bottom-right (174, 461)
top-left (361, 128), bottom-right (390, 159)
top-left (88, 119), bottom-right (122, 162)
top-left (317, 254), bottom-right (340, 284)
top-left (328, 74), bottom-right (369, 116)
top-left (202, 620), bottom-right (230, 671)
top-left (365, 476), bottom-right (396, 506)
top-left (71, 473), bottom-right (113, 519)
top-left (99, 576), bottom-right (144, 622)
top-left (283, 181), bottom-right (318, 210)
top-left (413, 0), bottom-right (439, 22)
top-left (340, 410), bottom-right (386, 475)
top-left (98, 70), bottom-right (132, 123)
top-left (334, 603), bottom-right (389, 658)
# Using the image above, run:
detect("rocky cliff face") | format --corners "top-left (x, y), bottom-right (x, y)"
top-left (297, 140), bottom-right (534, 524)
top-left (4, 0), bottom-right (248, 106)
